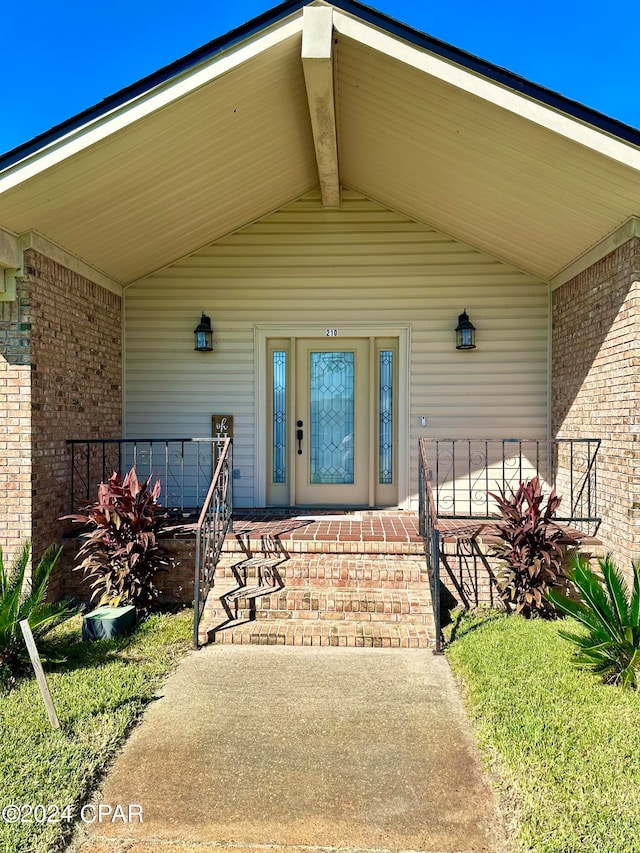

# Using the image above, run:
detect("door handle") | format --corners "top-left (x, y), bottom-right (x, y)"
top-left (296, 420), bottom-right (303, 455)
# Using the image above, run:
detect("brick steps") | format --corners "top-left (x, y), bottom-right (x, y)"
top-left (195, 511), bottom-right (435, 649)
top-left (222, 539), bottom-right (424, 556)
top-left (207, 618), bottom-right (431, 648)
top-left (205, 586), bottom-right (433, 623)
top-left (201, 549), bottom-right (434, 648)
top-left (214, 555), bottom-right (429, 587)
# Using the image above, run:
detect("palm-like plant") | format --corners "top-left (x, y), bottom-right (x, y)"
top-left (0, 542), bottom-right (78, 688)
top-left (546, 553), bottom-right (640, 689)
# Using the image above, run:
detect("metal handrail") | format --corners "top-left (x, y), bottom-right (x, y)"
top-left (67, 437), bottom-right (227, 513)
top-left (193, 438), bottom-right (233, 648)
top-left (418, 435), bottom-right (602, 651)
top-left (418, 439), bottom-right (442, 654)
top-left (421, 438), bottom-right (600, 529)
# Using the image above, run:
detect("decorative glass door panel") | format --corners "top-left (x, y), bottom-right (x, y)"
top-left (310, 351), bottom-right (355, 484)
top-left (295, 339), bottom-right (369, 505)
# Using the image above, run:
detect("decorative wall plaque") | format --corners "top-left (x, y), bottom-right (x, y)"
top-left (212, 415), bottom-right (234, 440)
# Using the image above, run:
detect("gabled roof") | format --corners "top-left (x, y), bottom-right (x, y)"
top-left (0, 0), bottom-right (639, 285)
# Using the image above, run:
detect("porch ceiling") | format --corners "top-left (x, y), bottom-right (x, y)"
top-left (0, 1), bottom-right (639, 285)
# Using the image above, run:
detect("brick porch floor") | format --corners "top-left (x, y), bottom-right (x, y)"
top-left (229, 509), bottom-right (422, 549)
top-left (222, 509), bottom-right (595, 549)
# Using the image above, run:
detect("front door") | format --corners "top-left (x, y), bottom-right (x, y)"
top-left (295, 338), bottom-right (369, 505)
top-left (264, 333), bottom-right (400, 508)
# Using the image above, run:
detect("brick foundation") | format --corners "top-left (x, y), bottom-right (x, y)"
top-left (438, 537), bottom-right (602, 614)
top-left (61, 536), bottom-right (195, 605)
top-left (552, 239), bottom-right (640, 574)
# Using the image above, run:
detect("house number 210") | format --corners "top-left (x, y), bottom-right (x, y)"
top-left (325, 329), bottom-right (339, 337)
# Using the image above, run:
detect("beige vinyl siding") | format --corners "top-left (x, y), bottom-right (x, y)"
top-left (125, 190), bottom-right (548, 507)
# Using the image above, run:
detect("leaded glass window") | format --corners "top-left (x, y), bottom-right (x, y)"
top-left (379, 350), bottom-right (393, 484)
top-left (272, 350), bottom-right (287, 483)
top-left (310, 351), bottom-right (355, 485)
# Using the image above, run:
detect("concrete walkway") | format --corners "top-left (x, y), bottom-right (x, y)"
top-left (72, 645), bottom-right (508, 853)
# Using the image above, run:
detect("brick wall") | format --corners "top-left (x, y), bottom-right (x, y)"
top-left (439, 540), bottom-right (503, 612)
top-left (61, 536), bottom-right (195, 606)
top-left (0, 279), bottom-right (32, 563)
top-left (552, 238), bottom-right (640, 573)
top-left (438, 538), bottom-right (602, 614)
top-left (23, 250), bottom-right (122, 595)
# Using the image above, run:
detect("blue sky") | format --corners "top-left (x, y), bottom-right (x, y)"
top-left (1, 0), bottom-right (638, 155)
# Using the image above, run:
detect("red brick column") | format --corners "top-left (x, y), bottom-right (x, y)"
top-left (24, 250), bottom-right (122, 593)
top-left (552, 238), bottom-right (640, 574)
top-left (0, 250), bottom-right (122, 594)
top-left (0, 279), bottom-right (32, 563)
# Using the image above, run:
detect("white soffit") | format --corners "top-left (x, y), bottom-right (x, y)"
top-left (0, 1), bottom-right (639, 283)
top-left (0, 16), bottom-right (317, 283)
top-left (549, 217), bottom-right (640, 290)
top-left (333, 11), bottom-right (640, 280)
top-left (333, 11), bottom-right (640, 169)
top-left (0, 15), bottom-right (304, 188)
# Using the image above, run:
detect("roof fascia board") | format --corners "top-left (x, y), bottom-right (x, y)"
top-left (20, 232), bottom-right (124, 296)
top-left (333, 11), bottom-right (640, 171)
top-left (549, 218), bottom-right (640, 291)
top-left (0, 14), bottom-right (304, 194)
top-left (302, 5), bottom-right (341, 207)
top-left (3, 0), bottom-right (639, 177)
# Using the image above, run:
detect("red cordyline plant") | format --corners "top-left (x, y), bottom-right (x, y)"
top-left (63, 467), bottom-right (172, 613)
top-left (488, 476), bottom-right (572, 618)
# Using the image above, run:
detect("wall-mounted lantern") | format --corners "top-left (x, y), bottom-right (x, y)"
top-left (194, 312), bottom-right (213, 351)
top-left (455, 310), bottom-right (476, 350)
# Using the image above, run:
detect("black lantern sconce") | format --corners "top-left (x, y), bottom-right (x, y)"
top-left (455, 309), bottom-right (476, 350)
top-left (194, 312), bottom-right (213, 352)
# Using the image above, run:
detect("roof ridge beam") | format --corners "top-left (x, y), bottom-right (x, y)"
top-left (302, 5), bottom-right (341, 207)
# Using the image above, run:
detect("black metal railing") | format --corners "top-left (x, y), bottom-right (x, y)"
top-left (194, 438), bottom-right (233, 648)
top-left (418, 440), bottom-right (442, 654)
top-left (420, 438), bottom-right (600, 529)
top-left (67, 438), bottom-right (228, 513)
top-left (418, 437), bottom-right (601, 651)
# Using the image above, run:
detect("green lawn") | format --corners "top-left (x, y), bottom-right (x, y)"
top-left (446, 611), bottom-right (640, 853)
top-left (0, 609), bottom-right (192, 853)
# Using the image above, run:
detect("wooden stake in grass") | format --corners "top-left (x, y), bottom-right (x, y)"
top-left (19, 619), bottom-right (60, 730)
